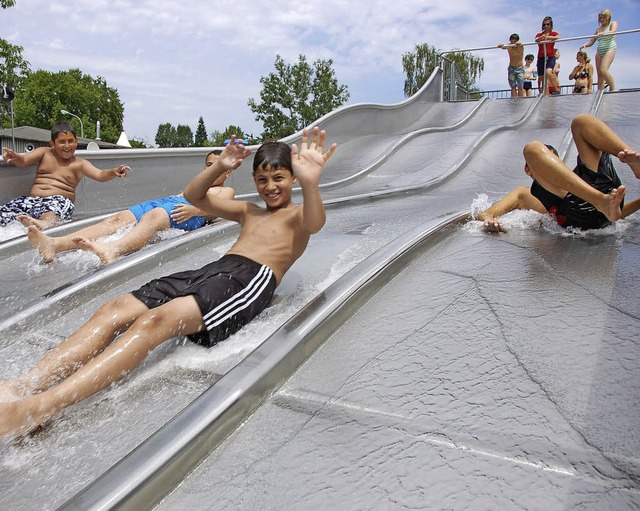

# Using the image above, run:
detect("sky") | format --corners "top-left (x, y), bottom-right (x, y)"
top-left (2, 0), bottom-right (640, 146)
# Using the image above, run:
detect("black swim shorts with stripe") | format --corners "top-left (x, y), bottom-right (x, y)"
top-left (131, 254), bottom-right (276, 347)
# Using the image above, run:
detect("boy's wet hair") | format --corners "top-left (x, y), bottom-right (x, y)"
top-left (253, 141), bottom-right (293, 174)
top-left (510, 33), bottom-right (519, 42)
top-left (208, 149), bottom-right (222, 157)
top-left (525, 54), bottom-right (535, 61)
top-left (51, 122), bottom-right (77, 141)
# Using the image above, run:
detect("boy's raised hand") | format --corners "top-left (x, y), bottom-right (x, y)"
top-left (219, 137), bottom-right (251, 171)
top-left (291, 127), bottom-right (337, 186)
top-left (2, 147), bottom-right (19, 163)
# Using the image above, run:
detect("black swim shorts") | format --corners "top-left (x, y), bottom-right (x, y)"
top-left (530, 152), bottom-right (623, 230)
top-left (131, 254), bottom-right (276, 347)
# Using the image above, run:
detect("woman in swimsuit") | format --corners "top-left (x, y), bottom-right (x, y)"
top-left (580, 9), bottom-right (617, 91)
top-left (569, 50), bottom-right (593, 94)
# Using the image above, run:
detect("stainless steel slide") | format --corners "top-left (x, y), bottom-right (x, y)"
top-left (1, 70), bottom-right (639, 510)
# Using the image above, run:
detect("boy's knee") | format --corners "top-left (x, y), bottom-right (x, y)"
top-left (571, 113), bottom-right (595, 132)
top-left (135, 308), bottom-right (171, 331)
top-left (97, 294), bottom-right (140, 319)
top-left (523, 140), bottom-right (546, 160)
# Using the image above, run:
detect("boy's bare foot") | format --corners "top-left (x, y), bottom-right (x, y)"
top-left (27, 226), bottom-right (58, 263)
top-left (17, 214), bottom-right (58, 230)
top-left (72, 236), bottom-right (117, 265)
top-left (598, 186), bottom-right (626, 223)
top-left (618, 149), bottom-right (640, 179)
top-left (0, 397), bottom-right (48, 438)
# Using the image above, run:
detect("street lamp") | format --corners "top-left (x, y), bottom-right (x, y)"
top-left (60, 109), bottom-right (84, 138)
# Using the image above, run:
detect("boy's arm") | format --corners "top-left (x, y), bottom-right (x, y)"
top-left (80, 160), bottom-right (130, 182)
top-left (2, 147), bottom-right (48, 168)
top-left (292, 127), bottom-right (337, 234)
top-left (171, 187), bottom-right (235, 224)
top-left (622, 197), bottom-right (640, 219)
top-left (183, 139), bottom-right (249, 223)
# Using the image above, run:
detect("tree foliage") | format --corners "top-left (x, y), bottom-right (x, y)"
top-left (155, 123), bottom-right (176, 147)
top-left (0, 1), bottom-right (30, 128)
top-left (175, 124), bottom-right (194, 147)
top-left (9, 68), bottom-right (124, 142)
top-left (209, 125), bottom-right (255, 146)
top-left (402, 42), bottom-right (484, 97)
top-left (194, 116), bottom-right (208, 146)
top-left (155, 122), bottom-right (194, 147)
top-left (248, 54), bottom-right (349, 140)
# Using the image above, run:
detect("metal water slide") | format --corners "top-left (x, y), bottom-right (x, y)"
top-left (0, 68), bottom-right (638, 510)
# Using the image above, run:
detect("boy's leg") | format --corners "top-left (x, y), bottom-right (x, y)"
top-left (73, 207), bottom-right (170, 264)
top-left (0, 293), bottom-right (149, 401)
top-left (27, 210), bottom-right (137, 262)
top-left (0, 295), bottom-right (204, 437)
top-left (571, 114), bottom-right (640, 178)
top-left (523, 141), bottom-right (625, 222)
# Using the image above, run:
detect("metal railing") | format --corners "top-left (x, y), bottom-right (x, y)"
top-left (439, 28), bottom-right (639, 101)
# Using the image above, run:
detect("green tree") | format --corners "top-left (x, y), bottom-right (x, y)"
top-left (128, 136), bottom-right (150, 148)
top-left (175, 124), bottom-right (194, 147)
top-left (10, 68), bottom-right (124, 142)
top-left (248, 54), bottom-right (349, 140)
top-left (0, 1), bottom-right (30, 128)
top-left (209, 125), bottom-right (251, 146)
top-left (194, 116), bottom-right (208, 146)
top-left (402, 42), bottom-right (484, 97)
top-left (155, 122), bottom-right (177, 147)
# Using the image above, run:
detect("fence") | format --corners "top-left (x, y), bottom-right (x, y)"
top-left (439, 28), bottom-right (639, 101)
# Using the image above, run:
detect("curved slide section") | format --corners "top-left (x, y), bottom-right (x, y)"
top-left (0, 85), bottom-right (639, 510)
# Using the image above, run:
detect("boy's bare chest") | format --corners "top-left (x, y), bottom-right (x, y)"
top-left (37, 157), bottom-right (81, 184)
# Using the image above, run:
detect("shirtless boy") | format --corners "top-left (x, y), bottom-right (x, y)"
top-left (499, 33), bottom-right (525, 97)
top-left (1, 122), bottom-right (130, 230)
top-left (0, 126), bottom-right (336, 437)
top-left (27, 150), bottom-right (234, 264)
top-left (477, 114), bottom-right (640, 232)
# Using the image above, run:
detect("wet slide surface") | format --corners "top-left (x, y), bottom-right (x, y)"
top-left (1, 83), bottom-right (639, 509)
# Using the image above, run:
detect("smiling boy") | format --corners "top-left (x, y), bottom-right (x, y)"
top-left (1, 122), bottom-right (129, 229)
top-left (0, 127), bottom-right (336, 437)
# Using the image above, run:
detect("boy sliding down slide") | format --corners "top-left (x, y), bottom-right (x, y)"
top-left (476, 114), bottom-right (640, 233)
top-left (0, 127), bottom-right (336, 438)
top-left (1, 122), bottom-right (129, 230)
top-left (27, 150), bottom-right (233, 264)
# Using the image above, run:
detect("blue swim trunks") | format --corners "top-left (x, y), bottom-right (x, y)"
top-left (128, 196), bottom-right (206, 231)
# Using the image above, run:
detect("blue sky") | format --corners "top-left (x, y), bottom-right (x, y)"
top-left (3, 0), bottom-right (639, 145)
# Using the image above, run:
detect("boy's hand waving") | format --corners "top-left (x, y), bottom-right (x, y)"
top-left (291, 127), bottom-right (337, 187)
top-left (220, 137), bottom-right (251, 171)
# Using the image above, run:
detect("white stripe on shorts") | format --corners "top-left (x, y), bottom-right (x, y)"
top-left (202, 264), bottom-right (273, 331)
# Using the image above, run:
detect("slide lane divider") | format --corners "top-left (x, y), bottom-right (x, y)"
top-left (57, 209), bottom-right (469, 511)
